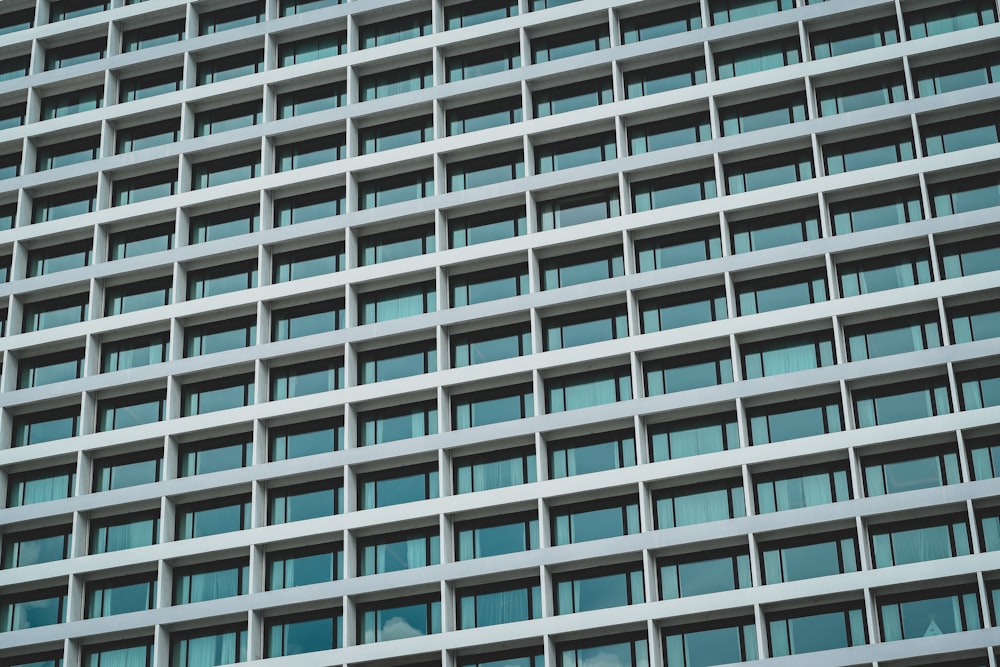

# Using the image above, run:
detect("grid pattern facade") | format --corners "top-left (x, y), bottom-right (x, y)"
top-left (1, 0), bottom-right (1000, 665)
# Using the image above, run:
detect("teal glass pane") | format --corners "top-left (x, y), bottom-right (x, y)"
top-left (621, 4), bottom-right (701, 42)
top-left (720, 92), bottom-right (806, 135)
top-left (446, 0), bottom-right (517, 29)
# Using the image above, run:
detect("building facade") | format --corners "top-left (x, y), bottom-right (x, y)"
top-left (1, 0), bottom-right (1000, 665)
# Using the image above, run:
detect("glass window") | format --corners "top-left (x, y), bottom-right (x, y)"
top-left (625, 58), bottom-right (706, 98)
top-left (198, 1), bottom-right (261, 33)
top-left (646, 348), bottom-right (733, 395)
top-left (85, 573), bottom-right (156, 617)
top-left (664, 618), bottom-right (757, 667)
top-left (544, 304), bottom-right (627, 350)
top-left (360, 11), bottom-right (430, 48)
top-left (194, 101), bottom-right (261, 137)
top-left (854, 377), bottom-right (951, 427)
top-left (449, 206), bottom-right (525, 247)
top-left (446, 0), bottom-right (517, 29)
top-left (269, 417), bottom-right (342, 461)
top-left (40, 87), bottom-right (103, 120)
top-left (761, 532), bottom-right (858, 583)
top-left (123, 19), bottom-right (185, 51)
top-left (189, 205), bottom-right (258, 244)
top-left (275, 188), bottom-right (345, 226)
top-left (650, 412), bottom-right (739, 462)
top-left (531, 0), bottom-right (579, 8)
top-left (825, 131), bottom-right (914, 175)
top-left (939, 234), bottom-right (1000, 278)
top-left (914, 52), bottom-right (1000, 96)
top-left (0, 588), bottom-right (66, 632)
top-left (659, 547), bottom-right (751, 599)
top-left (105, 277), bottom-right (172, 316)
top-left (449, 150), bottom-right (524, 191)
top-left (742, 330), bottom-right (834, 379)
top-left (276, 81), bottom-right (346, 119)
top-left (187, 260), bottom-right (257, 299)
top-left (31, 187), bottom-right (96, 224)
top-left (97, 390), bottom-right (165, 431)
top-left (711, 0), bottom-right (790, 24)
top-left (451, 264), bottom-right (527, 306)
top-left (2, 526), bottom-right (70, 568)
top-left (178, 435), bottom-right (251, 476)
top-left (551, 495), bottom-right (639, 545)
top-left (175, 559), bottom-right (248, 604)
top-left (768, 603), bottom-right (867, 656)
top-left (532, 24), bottom-right (608, 63)
top-left (546, 366), bottom-right (632, 412)
top-left (265, 610), bottom-right (341, 657)
top-left (817, 72), bottom-right (906, 116)
top-left (534, 77), bottom-right (613, 116)
top-left (101, 333), bottom-right (169, 372)
top-left (0, 201), bottom-right (16, 230)
top-left (359, 63), bottom-right (433, 101)
top-left (119, 68), bottom-right (182, 102)
top-left (932, 172), bottom-right (1000, 218)
top-left (812, 16), bottom-right (898, 59)
top-left (447, 95), bottom-right (523, 135)
top-left (359, 281), bottom-right (435, 324)
top-left (737, 268), bottom-right (827, 314)
top-left (170, 625), bottom-right (246, 667)
top-left (452, 322), bottom-right (530, 367)
top-left (359, 527), bottom-right (438, 575)
top-left (50, 0), bottom-right (107, 20)
top-left (453, 383), bottom-right (533, 429)
top-left (359, 169), bottom-right (433, 209)
top-left (360, 116), bottom-right (431, 155)
top-left (923, 112), bottom-right (1000, 156)
top-left (535, 132), bottom-right (615, 173)
top-left (447, 44), bottom-right (520, 81)
top-left (716, 37), bottom-right (800, 79)
top-left (271, 358), bottom-right (342, 400)
top-left (90, 510), bottom-right (160, 554)
top-left (271, 299), bottom-right (344, 341)
top-left (17, 349), bottom-right (83, 389)
top-left (871, 515), bottom-right (971, 567)
top-left (460, 649), bottom-right (542, 667)
top-left (632, 168), bottom-right (717, 211)
top-left (981, 506), bottom-right (1000, 551)
top-left (554, 563), bottom-right (644, 614)
top-left (181, 374), bottom-right (254, 416)
top-left (359, 464), bottom-right (438, 509)
top-left (175, 495), bottom-right (251, 539)
top-left (111, 170), bottom-right (177, 206)
top-left (641, 286), bottom-right (728, 332)
top-left (36, 136), bottom-right (100, 171)
top-left (278, 32), bottom-right (345, 67)
top-left (960, 366), bottom-right (1000, 410)
top-left (456, 512), bottom-right (537, 560)
top-left (93, 450), bottom-right (160, 491)
top-left (0, 8), bottom-right (34, 35)
top-left (950, 300), bottom-right (1000, 344)
top-left (755, 463), bottom-right (851, 513)
top-left (359, 340), bottom-right (435, 384)
top-left (12, 406), bottom-right (79, 446)
top-left (0, 150), bottom-right (19, 178)
top-left (358, 595), bottom-right (440, 643)
top-left (906, 0), bottom-right (997, 38)
top-left (6, 465), bottom-right (74, 507)
top-left (267, 542), bottom-right (342, 589)
top-left (724, 93), bottom-right (806, 138)
top-left (636, 227), bottom-right (721, 271)
top-left (454, 445), bottom-right (536, 493)
top-left (831, 188), bottom-right (923, 235)
top-left (839, 250), bottom-right (932, 296)
top-left (726, 149), bottom-right (814, 193)
top-left (196, 50), bottom-right (263, 85)
top-left (622, 4), bottom-right (700, 42)
top-left (630, 112), bottom-right (711, 154)
top-left (0, 102), bottom-right (26, 131)
top-left (556, 635), bottom-right (648, 667)
top-left (846, 313), bottom-right (941, 361)
top-left (184, 317), bottom-right (255, 357)
top-left (458, 578), bottom-right (540, 629)
top-left (731, 206), bottom-right (820, 253)
top-left (749, 394), bottom-right (843, 444)
top-left (880, 587), bottom-right (981, 641)
top-left (356, 225), bottom-right (431, 267)
top-left (191, 152), bottom-right (260, 190)
top-left (358, 400), bottom-right (437, 446)
top-left (83, 639), bottom-right (153, 667)
top-left (655, 479), bottom-right (745, 527)
top-left (276, 133), bottom-right (345, 173)
top-left (279, 0), bottom-right (340, 15)
top-left (116, 118), bottom-right (180, 154)
top-left (541, 247), bottom-right (624, 289)
top-left (539, 189), bottom-right (619, 231)
top-left (273, 243), bottom-right (344, 283)
top-left (45, 38), bottom-right (105, 70)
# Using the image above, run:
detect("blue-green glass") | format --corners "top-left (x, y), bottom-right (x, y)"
top-left (177, 499), bottom-right (249, 538)
top-left (185, 319), bottom-right (254, 356)
top-left (621, 4), bottom-right (700, 43)
top-left (847, 317), bottom-right (940, 360)
top-left (450, 151), bottom-right (523, 190)
top-left (358, 402), bottom-right (437, 445)
top-left (855, 382), bottom-right (950, 427)
top-left (728, 151), bottom-right (812, 193)
top-left (541, 251), bottom-right (624, 289)
top-left (446, 0), bottom-right (517, 29)
top-left (458, 582), bottom-right (539, 628)
top-left (826, 134), bottom-right (914, 174)
top-left (539, 189), bottom-right (619, 230)
top-left (657, 482), bottom-right (745, 527)
top-left (743, 331), bottom-right (834, 378)
top-left (270, 483), bottom-right (340, 523)
top-left (18, 352), bottom-right (82, 388)
top-left (454, 448), bottom-right (535, 493)
top-left (33, 188), bottom-right (96, 223)
top-left (113, 172), bottom-right (176, 205)
top-left (360, 342), bottom-right (435, 383)
top-left (361, 468), bottom-right (438, 509)
top-left (756, 467), bottom-right (850, 512)
top-left (839, 253), bottom-right (931, 296)
top-left (90, 514), bottom-right (157, 552)
top-left (739, 272), bottom-right (827, 313)
top-left (86, 577), bottom-right (154, 617)
top-left (268, 546), bottom-right (340, 589)
top-left (749, 397), bottom-right (842, 444)
top-left (452, 266), bottom-right (527, 305)
top-left (359, 63), bottom-right (432, 101)
top-left (175, 562), bottom-right (246, 604)
top-left (276, 83), bottom-right (346, 119)
top-left (532, 26), bottom-right (609, 63)
top-left (637, 229), bottom-right (722, 271)
top-left (762, 535), bottom-right (857, 583)
top-left (197, 51), bottom-right (262, 84)
top-left (712, 0), bottom-right (792, 23)
top-left (190, 207), bottom-right (258, 243)
top-left (556, 568), bottom-right (643, 613)
top-left (650, 413), bottom-right (738, 461)
top-left (188, 263), bottom-right (257, 299)
top-left (951, 304), bottom-right (1000, 343)
top-left (812, 18), bottom-right (897, 59)
top-left (116, 119), bottom-right (179, 153)
top-left (266, 613), bottom-right (339, 656)
top-left (360, 117), bottom-right (432, 155)
top-left (359, 170), bottom-right (432, 208)
top-left (106, 281), bottom-right (171, 315)
top-left (40, 87), bottom-right (102, 119)
top-left (907, 0), bottom-right (996, 38)
top-left (278, 33), bottom-right (344, 66)
top-left (630, 112), bottom-right (710, 153)
top-left (274, 245), bottom-right (342, 282)
top-left (447, 44), bottom-right (520, 81)
top-left (123, 19), bottom-right (185, 51)
top-left (832, 189), bottom-right (922, 234)
top-left (83, 642), bottom-right (151, 667)
top-left (453, 386), bottom-right (532, 428)
top-left (179, 438), bottom-right (250, 475)
top-left (2, 530), bottom-right (67, 567)
top-left (632, 169), bottom-right (716, 211)
top-left (553, 500), bottom-right (638, 544)
top-left (272, 301), bottom-right (343, 341)
top-left (536, 133), bottom-right (615, 173)
top-left (453, 324), bottom-right (530, 366)
top-left (535, 79), bottom-right (613, 116)
top-left (7, 467), bottom-right (74, 506)
top-left (716, 39), bottom-right (799, 79)
top-left (941, 239), bottom-right (1000, 278)
top-left (641, 288), bottom-right (727, 332)
top-left (560, 639), bottom-right (647, 667)
top-left (544, 306), bottom-right (627, 350)
top-left (1, 591), bottom-right (66, 630)
top-left (660, 551), bottom-right (751, 598)
top-left (721, 93), bottom-right (805, 135)
top-left (625, 59), bottom-right (706, 97)
top-left (14, 410), bottom-right (78, 446)
top-left (37, 136), bottom-right (100, 170)
top-left (818, 74), bottom-right (906, 116)
top-left (933, 175), bottom-right (1000, 216)
top-left (448, 96), bottom-right (523, 135)
top-left (450, 206), bottom-right (526, 246)
top-left (269, 419), bottom-right (341, 460)
top-left (732, 208), bottom-right (820, 252)
top-left (93, 455), bottom-right (159, 491)
top-left (924, 116), bottom-right (999, 156)
top-left (360, 530), bottom-right (438, 574)
top-left (457, 516), bottom-right (537, 559)
top-left (550, 432), bottom-right (635, 477)
top-left (276, 134), bottom-right (344, 171)
top-left (275, 188), bottom-right (344, 226)
top-left (769, 607), bottom-right (866, 656)
top-left (880, 591), bottom-right (980, 640)
top-left (98, 393), bottom-right (164, 431)
top-left (647, 352), bottom-right (733, 394)
top-left (360, 12), bottom-right (430, 48)
top-left (46, 39), bottom-right (105, 69)
top-left (0, 9), bottom-right (33, 35)
top-left (916, 54), bottom-right (1000, 96)
top-left (192, 154), bottom-right (259, 189)
top-left (120, 70), bottom-right (181, 101)
top-left (101, 333), bottom-right (168, 372)
top-left (546, 367), bottom-right (631, 412)
top-left (271, 361), bottom-right (342, 399)
top-left (871, 520), bottom-right (970, 567)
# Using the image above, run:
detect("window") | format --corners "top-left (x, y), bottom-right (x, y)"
top-left (748, 394), bottom-right (844, 444)
top-left (660, 547), bottom-right (751, 599)
top-left (170, 625), bottom-right (246, 667)
top-left (731, 206), bottom-right (820, 252)
top-left (767, 603), bottom-right (867, 656)
top-left (359, 63), bottom-right (433, 101)
top-left (880, 587), bottom-right (981, 641)
top-left (31, 187), bottom-right (96, 223)
top-left (274, 187), bottom-right (345, 226)
top-left (0, 151), bottom-right (19, 179)
top-left (119, 68), bottom-right (182, 102)
top-left (101, 333), bottom-right (169, 372)
top-left (854, 377), bottom-right (951, 427)
top-left (551, 495), bottom-right (639, 544)
top-left (93, 450), bottom-right (160, 491)
top-left (40, 87), bottom-right (102, 119)
top-left (359, 464), bottom-right (438, 509)
top-left (45, 38), bottom-right (106, 70)
top-left (116, 118), bottom-right (180, 154)
top-left (194, 101), bottom-right (261, 137)
top-left (359, 340), bottom-right (435, 384)
top-left (907, 0), bottom-right (997, 38)
top-left (451, 264), bottom-right (528, 306)
top-left (531, 0), bottom-right (579, 8)
top-left (650, 412), bottom-right (739, 461)
top-left (655, 479), bottom-right (746, 527)
top-left (359, 527), bottom-right (438, 575)
top-left (191, 152), bottom-right (260, 189)
top-left (640, 287), bottom-right (728, 332)
top-left (267, 543), bottom-right (342, 589)
top-left (636, 227), bottom-right (721, 272)
top-left (97, 390), bottom-right (166, 431)
top-left (358, 595), bottom-right (440, 643)
top-left (359, 169), bottom-right (433, 208)
top-left (123, 19), bottom-right (185, 51)
top-left (6, 465), bottom-right (74, 507)
top-left (712, 0), bottom-right (790, 23)
top-left (2, 526), bottom-right (70, 568)
top-left (449, 150), bottom-right (524, 191)
top-left (175, 495), bottom-right (251, 539)
top-left (274, 244), bottom-right (344, 283)
top-left (632, 168), bottom-right (717, 211)
top-left (923, 112), bottom-right (1000, 156)
top-left (817, 72), bottom-right (906, 116)
top-left (181, 374), bottom-right (254, 416)
top-left (90, 512), bottom-right (160, 554)
top-left (0, 102), bottom-right (26, 130)
top-left (50, 0), bottom-right (107, 20)
top-left (742, 330), bottom-right (834, 379)
top-left (556, 635), bottom-right (648, 667)
top-left (454, 445), bottom-right (536, 493)
top-left (12, 406), bottom-right (79, 446)
top-left (446, 0), bottom-right (517, 29)
top-left (85, 573), bottom-right (155, 617)
top-left (0, 587), bottom-right (66, 631)
top-left (279, 0), bottom-right (340, 16)
top-left (541, 247), bottom-right (624, 289)
top-left (445, 96), bottom-right (520, 141)
top-left (846, 313), bottom-right (941, 361)
top-left (196, 50), bottom-right (263, 85)
top-left (630, 112), bottom-right (710, 154)
top-left (276, 81), bottom-right (345, 118)
top-left (357, 225), bottom-right (433, 267)
top-left (22, 293), bottom-right (89, 332)
top-left (27, 239), bottom-right (92, 275)
top-left (187, 259), bottom-right (257, 299)
top-left (458, 578), bottom-right (540, 629)
top-left (554, 563), bottom-right (644, 614)
top-left (534, 77), bottom-right (613, 116)
top-left (453, 383), bottom-right (533, 428)
top-left (278, 32), bottom-right (344, 66)
top-left (738, 268), bottom-right (827, 314)
top-left (17, 349), bottom-right (83, 388)
top-left (359, 281), bottom-right (435, 324)
top-left (265, 610), bottom-right (341, 657)
top-left (271, 299), bottom-right (344, 341)
top-left (0, 201), bottom-right (16, 231)
top-left (825, 131), bottom-right (914, 175)
top-left (189, 206), bottom-right (258, 244)
top-left (646, 348), bottom-right (733, 394)
top-left (726, 149), bottom-right (813, 193)
top-left (871, 515), bottom-right (971, 567)
top-left (178, 435), bottom-right (251, 476)
top-left (36, 136), bottom-right (100, 171)
top-left (358, 400), bottom-right (437, 445)
top-left (271, 358), bottom-right (342, 400)
top-left (460, 649), bottom-right (542, 667)
top-left (456, 512), bottom-right (538, 559)
top-left (915, 52), bottom-right (1000, 96)
top-left (449, 207), bottom-right (525, 248)
top-left (82, 638), bottom-right (153, 667)
top-left (539, 189), bottom-right (619, 231)
top-left (931, 172), bottom-right (1000, 217)
top-left (716, 37), bottom-right (800, 78)
top-left (761, 532), bottom-right (858, 583)
top-left (981, 506), bottom-right (1000, 550)
top-left (839, 250), bottom-right (932, 296)
top-left (664, 618), bottom-right (758, 667)
top-left (105, 278), bottom-right (172, 317)
top-left (269, 418), bottom-right (342, 460)
top-left (360, 11), bottom-right (430, 48)
top-left (535, 132), bottom-right (615, 174)
top-left (940, 235), bottom-right (1000, 278)
top-left (811, 17), bottom-right (898, 59)
top-left (0, 8), bottom-right (33, 35)
top-left (546, 366), bottom-right (632, 412)
top-left (276, 133), bottom-right (345, 172)
top-left (174, 559), bottom-right (247, 604)
top-left (532, 24), bottom-right (608, 63)
top-left (544, 304), bottom-right (627, 350)
top-left (622, 4), bottom-right (700, 42)
top-left (756, 463), bottom-right (851, 513)
top-left (447, 44), bottom-right (520, 81)
top-left (960, 366), bottom-right (1000, 410)
top-left (831, 188), bottom-right (923, 235)
top-left (951, 300), bottom-right (1000, 344)
top-left (625, 59), bottom-right (706, 98)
